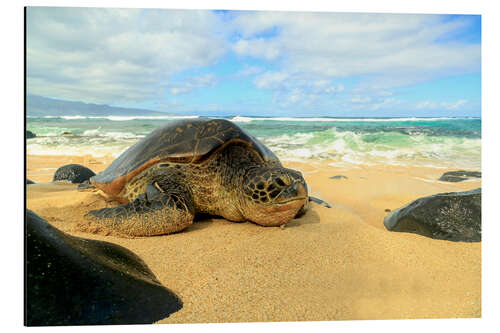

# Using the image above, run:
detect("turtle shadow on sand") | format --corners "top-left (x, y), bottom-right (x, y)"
top-left (285, 207), bottom-right (321, 228)
top-left (174, 213), bottom-right (218, 234)
top-left (184, 208), bottom-right (321, 232)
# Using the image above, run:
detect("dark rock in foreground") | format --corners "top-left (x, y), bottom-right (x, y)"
top-left (439, 170), bottom-right (481, 182)
top-left (26, 130), bottom-right (36, 139)
top-left (384, 188), bottom-right (481, 242)
top-left (26, 179), bottom-right (35, 185)
top-left (25, 210), bottom-right (182, 326)
top-left (52, 164), bottom-right (96, 183)
top-left (329, 175), bottom-right (348, 180)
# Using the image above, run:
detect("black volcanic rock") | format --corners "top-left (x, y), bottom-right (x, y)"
top-left (329, 175), bottom-right (348, 180)
top-left (52, 164), bottom-right (96, 183)
top-left (438, 170), bottom-right (481, 182)
top-left (25, 210), bottom-right (182, 326)
top-left (26, 130), bottom-right (36, 139)
top-left (384, 188), bottom-right (481, 242)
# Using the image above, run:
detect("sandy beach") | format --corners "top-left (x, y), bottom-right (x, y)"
top-left (26, 154), bottom-right (481, 322)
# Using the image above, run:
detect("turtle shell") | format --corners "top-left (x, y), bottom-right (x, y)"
top-left (91, 118), bottom-right (280, 196)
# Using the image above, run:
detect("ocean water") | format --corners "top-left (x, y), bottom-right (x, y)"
top-left (26, 115), bottom-right (481, 170)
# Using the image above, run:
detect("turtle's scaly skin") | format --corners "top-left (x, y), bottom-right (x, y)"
top-left (82, 119), bottom-right (308, 237)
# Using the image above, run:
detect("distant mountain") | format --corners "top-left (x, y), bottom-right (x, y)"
top-left (26, 95), bottom-right (172, 117)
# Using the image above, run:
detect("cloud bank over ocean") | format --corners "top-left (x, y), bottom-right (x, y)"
top-left (26, 8), bottom-right (481, 117)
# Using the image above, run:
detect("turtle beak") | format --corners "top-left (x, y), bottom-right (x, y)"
top-left (275, 181), bottom-right (308, 204)
top-left (295, 182), bottom-right (308, 198)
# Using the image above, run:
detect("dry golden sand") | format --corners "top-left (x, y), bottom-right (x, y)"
top-left (26, 155), bottom-right (481, 322)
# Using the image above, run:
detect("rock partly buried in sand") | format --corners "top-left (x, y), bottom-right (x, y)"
top-left (52, 164), bottom-right (96, 183)
top-left (384, 188), bottom-right (481, 242)
top-left (329, 175), bottom-right (348, 180)
top-left (438, 170), bottom-right (481, 182)
top-left (25, 209), bottom-right (182, 326)
top-left (26, 130), bottom-right (36, 139)
top-left (26, 179), bottom-right (35, 185)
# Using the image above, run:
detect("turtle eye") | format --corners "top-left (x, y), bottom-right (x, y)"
top-left (276, 177), bottom-right (286, 187)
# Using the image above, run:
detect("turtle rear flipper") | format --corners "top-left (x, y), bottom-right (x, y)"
top-left (81, 183), bottom-right (194, 237)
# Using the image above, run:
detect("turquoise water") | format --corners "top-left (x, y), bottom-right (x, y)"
top-left (26, 115), bottom-right (481, 169)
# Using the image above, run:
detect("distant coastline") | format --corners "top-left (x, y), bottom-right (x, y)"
top-left (26, 95), bottom-right (481, 120)
top-left (26, 94), bottom-right (172, 117)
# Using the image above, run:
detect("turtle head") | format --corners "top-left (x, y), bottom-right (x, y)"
top-left (241, 166), bottom-right (309, 226)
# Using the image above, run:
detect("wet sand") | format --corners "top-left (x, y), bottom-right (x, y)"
top-left (26, 154), bottom-right (481, 322)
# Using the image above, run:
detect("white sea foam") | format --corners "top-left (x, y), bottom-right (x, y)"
top-left (61, 115), bottom-right (87, 120)
top-left (104, 132), bottom-right (145, 139)
top-left (82, 128), bottom-right (102, 136)
top-left (91, 115), bottom-right (199, 121)
top-left (26, 118), bottom-right (481, 169)
top-left (40, 115), bottom-right (199, 121)
top-left (232, 116), bottom-right (345, 122)
top-left (258, 128), bottom-right (481, 169)
top-left (231, 116), bottom-right (471, 123)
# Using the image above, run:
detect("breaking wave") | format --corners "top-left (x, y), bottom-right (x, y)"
top-left (31, 115), bottom-right (200, 121)
top-left (230, 116), bottom-right (472, 123)
top-left (26, 116), bottom-right (481, 169)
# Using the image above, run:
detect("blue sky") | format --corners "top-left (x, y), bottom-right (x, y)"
top-left (26, 8), bottom-right (481, 117)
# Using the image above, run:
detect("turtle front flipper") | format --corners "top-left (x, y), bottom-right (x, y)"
top-left (80, 183), bottom-right (194, 237)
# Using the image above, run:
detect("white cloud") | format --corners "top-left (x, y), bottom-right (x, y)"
top-left (26, 8), bottom-right (228, 103)
top-left (441, 99), bottom-right (468, 110)
top-left (416, 99), bottom-right (468, 110)
top-left (169, 74), bottom-right (217, 95)
top-left (370, 98), bottom-right (401, 111)
top-left (254, 72), bottom-right (289, 89)
top-left (26, 8), bottom-right (479, 115)
top-left (228, 12), bottom-right (479, 111)
top-left (235, 65), bottom-right (264, 77)
top-left (325, 85), bottom-right (344, 93)
top-left (231, 12), bottom-right (480, 87)
top-left (351, 95), bottom-right (372, 103)
top-left (253, 71), bottom-right (345, 107)
top-left (233, 38), bottom-right (281, 60)
top-left (416, 100), bottom-right (438, 109)
top-left (378, 90), bottom-right (394, 97)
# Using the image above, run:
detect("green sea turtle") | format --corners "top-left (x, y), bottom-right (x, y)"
top-left (82, 118), bottom-right (314, 237)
